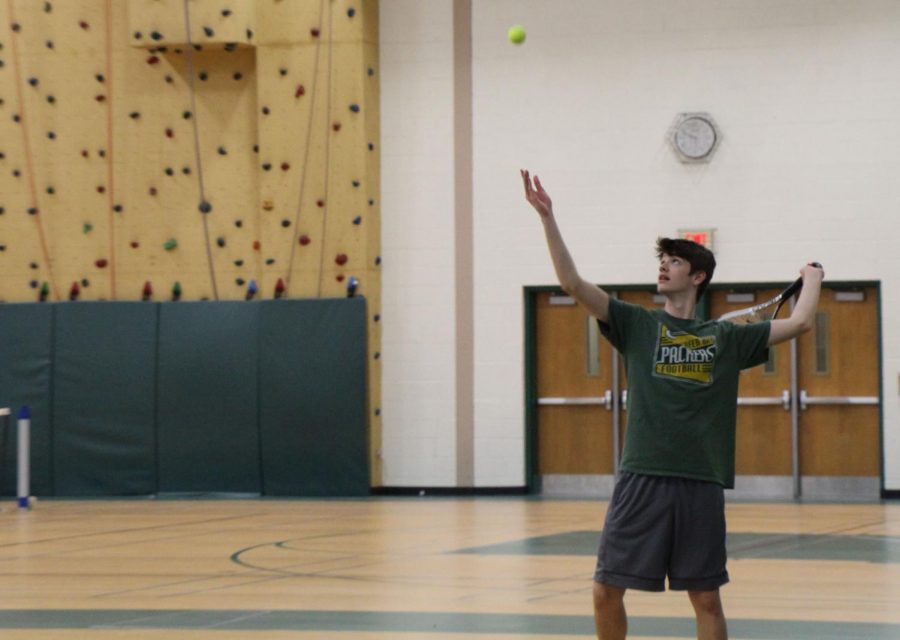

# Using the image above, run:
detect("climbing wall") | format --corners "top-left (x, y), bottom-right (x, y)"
top-left (0, 0), bottom-right (382, 484)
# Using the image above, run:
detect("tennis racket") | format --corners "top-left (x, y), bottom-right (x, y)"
top-left (718, 263), bottom-right (822, 325)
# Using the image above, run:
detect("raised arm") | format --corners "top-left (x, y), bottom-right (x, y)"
top-left (521, 169), bottom-right (610, 322)
top-left (767, 263), bottom-right (825, 346)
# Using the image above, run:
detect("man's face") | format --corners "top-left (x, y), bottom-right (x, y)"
top-left (657, 253), bottom-right (697, 294)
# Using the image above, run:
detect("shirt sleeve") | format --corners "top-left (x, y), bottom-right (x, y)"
top-left (597, 297), bottom-right (646, 353)
top-left (729, 321), bottom-right (772, 369)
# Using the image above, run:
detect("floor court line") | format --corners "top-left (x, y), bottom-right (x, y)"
top-left (0, 609), bottom-right (898, 638)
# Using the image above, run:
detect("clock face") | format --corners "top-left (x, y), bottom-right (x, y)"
top-left (674, 116), bottom-right (717, 160)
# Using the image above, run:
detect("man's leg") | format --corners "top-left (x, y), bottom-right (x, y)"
top-left (592, 582), bottom-right (626, 640)
top-left (688, 589), bottom-right (727, 640)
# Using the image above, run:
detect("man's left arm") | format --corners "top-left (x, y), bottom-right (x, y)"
top-left (767, 263), bottom-right (825, 346)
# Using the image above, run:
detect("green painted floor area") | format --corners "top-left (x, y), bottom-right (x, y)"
top-left (456, 531), bottom-right (900, 563)
top-left (0, 610), bottom-right (897, 639)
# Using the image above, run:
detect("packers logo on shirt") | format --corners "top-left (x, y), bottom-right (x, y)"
top-left (653, 324), bottom-right (717, 385)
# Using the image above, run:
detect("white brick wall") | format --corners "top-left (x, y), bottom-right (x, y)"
top-left (382, 0), bottom-right (900, 489)
top-left (379, 0), bottom-right (457, 486)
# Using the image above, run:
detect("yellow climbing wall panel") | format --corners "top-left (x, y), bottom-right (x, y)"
top-left (0, 0), bottom-right (381, 484)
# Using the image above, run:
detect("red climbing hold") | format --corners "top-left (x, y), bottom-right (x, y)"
top-left (299, 235), bottom-right (311, 246)
top-left (295, 85), bottom-right (305, 98)
top-left (95, 258), bottom-right (108, 268)
top-left (335, 253), bottom-right (348, 266)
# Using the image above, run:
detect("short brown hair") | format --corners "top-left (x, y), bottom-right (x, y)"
top-left (655, 237), bottom-right (716, 301)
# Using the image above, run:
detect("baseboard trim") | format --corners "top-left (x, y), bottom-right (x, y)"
top-left (371, 486), bottom-right (528, 497)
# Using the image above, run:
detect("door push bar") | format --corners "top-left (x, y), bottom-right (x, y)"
top-left (541, 390), bottom-right (879, 412)
top-left (798, 390), bottom-right (880, 411)
top-left (537, 389), bottom-right (614, 410)
top-left (737, 390), bottom-right (791, 411)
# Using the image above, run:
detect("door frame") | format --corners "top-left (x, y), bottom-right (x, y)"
top-left (524, 280), bottom-right (884, 498)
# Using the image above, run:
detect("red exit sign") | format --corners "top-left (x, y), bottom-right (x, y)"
top-left (678, 229), bottom-right (714, 250)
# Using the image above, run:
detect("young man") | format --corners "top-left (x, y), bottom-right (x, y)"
top-left (521, 169), bottom-right (824, 640)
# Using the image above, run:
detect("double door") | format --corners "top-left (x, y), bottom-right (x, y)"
top-left (533, 285), bottom-right (881, 499)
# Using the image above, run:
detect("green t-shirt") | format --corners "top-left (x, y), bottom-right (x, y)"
top-left (599, 297), bottom-right (771, 488)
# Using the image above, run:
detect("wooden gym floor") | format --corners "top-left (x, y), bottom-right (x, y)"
top-left (0, 497), bottom-right (899, 639)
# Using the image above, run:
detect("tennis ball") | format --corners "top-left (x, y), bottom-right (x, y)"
top-left (508, 25), bottom-right (526, 45)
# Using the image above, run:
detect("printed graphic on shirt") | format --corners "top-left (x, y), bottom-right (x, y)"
top-left (653, 324), bottom-right (717, 385)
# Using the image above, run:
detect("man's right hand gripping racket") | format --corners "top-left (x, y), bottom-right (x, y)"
top-left (718, 263), bottom-right (822, 325)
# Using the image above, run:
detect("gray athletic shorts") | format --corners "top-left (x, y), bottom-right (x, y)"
top-left (594, 471), bottom-right (728, 592)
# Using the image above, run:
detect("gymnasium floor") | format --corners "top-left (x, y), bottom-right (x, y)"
top-left (0, 498), bottom-right (898, 639)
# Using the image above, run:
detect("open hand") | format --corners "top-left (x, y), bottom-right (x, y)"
top-left (521, 169), bottom-right (553, 218)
